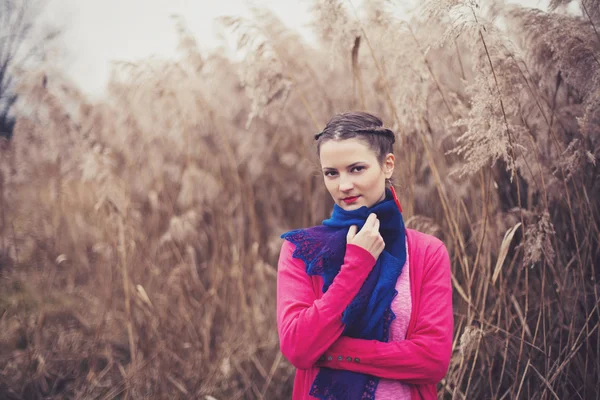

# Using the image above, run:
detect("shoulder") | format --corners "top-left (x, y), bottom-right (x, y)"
top-left (406, 229), bottom-right (450, 275)
top-left (279, 224), bottom-right (342, 260)
top-left (278, 224), bottom-right (321, 267)
top-left (277, 240), bottom-right (305, 277)
top-left (279, 224), bottom-right (321, 255)
top-left (279, 238), bottom-right (296, 257)
top-left (406, 228), bottom-right (446, 252)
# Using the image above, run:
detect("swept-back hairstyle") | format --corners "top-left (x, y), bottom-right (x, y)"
top-left (314, 111), bottom-right (395, 164)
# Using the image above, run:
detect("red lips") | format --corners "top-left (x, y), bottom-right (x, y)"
top-left (342, 196), bottom-right (360, 204)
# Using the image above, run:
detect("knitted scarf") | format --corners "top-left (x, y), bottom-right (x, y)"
top-left (281, 189), bottom-right (407, 400)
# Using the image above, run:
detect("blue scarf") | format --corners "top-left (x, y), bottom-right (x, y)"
top-left (281, 189), bottom-right (406, 400)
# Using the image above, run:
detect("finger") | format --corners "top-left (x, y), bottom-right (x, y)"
top-left (375, 238), bottom-right (385, 254)
top-left (365, 213), bottom-right (377, 227)
top-left (373, 216), bottom-right (380, 232)
top-left (347, 225), bottom-right (357, 242)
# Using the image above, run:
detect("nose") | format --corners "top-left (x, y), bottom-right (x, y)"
top-left (339, 174), bottom-right (354, 192)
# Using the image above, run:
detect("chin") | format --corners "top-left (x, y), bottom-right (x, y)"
top-left (339, 202), bottom-right (362, 210)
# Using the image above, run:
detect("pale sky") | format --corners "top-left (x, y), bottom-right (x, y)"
top-left (43, 0), bottom-right (317, 97)
top-left (41, 0), bottom-right (554, 98)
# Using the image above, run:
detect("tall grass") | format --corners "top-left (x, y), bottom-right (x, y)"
top-left (1, 0), bottom-right (599, 398)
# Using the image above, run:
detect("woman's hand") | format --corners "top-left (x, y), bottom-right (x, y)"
top-left (346, 213), bottom-right (385, 260)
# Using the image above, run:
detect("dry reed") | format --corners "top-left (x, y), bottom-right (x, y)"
top-left (0, 0), bottom-right (599, 398)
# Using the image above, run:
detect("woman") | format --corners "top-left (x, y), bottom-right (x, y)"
top-left (276, 111), bottom-right (453, 400)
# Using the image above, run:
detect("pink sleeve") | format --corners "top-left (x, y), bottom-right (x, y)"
top-left (316, 243), bottom-right (453, 384)
top-left (276, 240), bottom-right (377, 370)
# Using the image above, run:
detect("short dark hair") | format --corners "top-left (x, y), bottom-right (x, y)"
top-left (315, 111), bottom-right (395, 165)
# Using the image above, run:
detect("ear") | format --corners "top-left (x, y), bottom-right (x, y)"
top-left (384, 153), bottom-right (395, 179)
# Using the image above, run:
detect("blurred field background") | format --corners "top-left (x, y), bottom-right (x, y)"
top-left (1, 0), bottom-right (599, 398)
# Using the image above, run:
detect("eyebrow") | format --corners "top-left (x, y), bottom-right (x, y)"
top-left (322, 162), bottom-right (366, 171)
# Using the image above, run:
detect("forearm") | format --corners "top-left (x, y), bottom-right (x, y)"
top-left (277, 243), bottom-right (376, 369)
top-left (316, 336), bottom-right (450, 384)
top-left (317, 242), bottom-right (454, 383)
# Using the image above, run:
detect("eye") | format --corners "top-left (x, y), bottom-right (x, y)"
top-left (324, 170), bottom-right (338, 177)
top-left (351, 166), bottom-right (365, 173)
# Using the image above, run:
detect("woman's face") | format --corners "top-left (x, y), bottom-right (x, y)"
top-left (320, 138), bottom-right (394, 211)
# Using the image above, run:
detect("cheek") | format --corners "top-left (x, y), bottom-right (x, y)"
top-left (364, 170), bottom-right (384, 189)
top-left (323, 178), bottom-right (336, 193)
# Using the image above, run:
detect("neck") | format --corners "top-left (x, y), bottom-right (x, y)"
top-left (323, 189), bottom-right (400, 230)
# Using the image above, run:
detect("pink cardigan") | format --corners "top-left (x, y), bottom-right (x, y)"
top-left (276, 229), bottom-right (453, 400)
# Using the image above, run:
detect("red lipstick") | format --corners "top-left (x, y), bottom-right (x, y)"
top-left (342, 196), bottom-right (360, 204)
